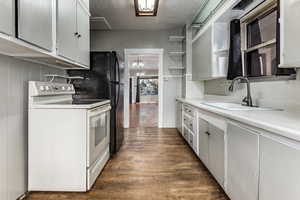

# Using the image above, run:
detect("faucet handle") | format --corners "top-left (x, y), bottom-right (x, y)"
top-left (242, 96), bottom-right (253, 107)
top-left (242, 97), bottom-right (248, 105)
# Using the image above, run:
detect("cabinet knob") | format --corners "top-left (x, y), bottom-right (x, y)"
top-left (205, 131), bottom-right (210, 136)
top-left (77, 34), bottom-right (82, 38)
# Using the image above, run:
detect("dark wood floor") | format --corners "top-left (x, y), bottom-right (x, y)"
top-left (26, 128), bottom-right (229, 200)
top-left (130, 103), bottom-right (158, 128)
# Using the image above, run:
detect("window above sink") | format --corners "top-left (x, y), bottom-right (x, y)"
top-left (240, 0), bottom-right (296, 79)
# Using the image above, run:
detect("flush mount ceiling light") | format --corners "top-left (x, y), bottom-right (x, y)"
top-left (134, 0), bottom-right (159, 17)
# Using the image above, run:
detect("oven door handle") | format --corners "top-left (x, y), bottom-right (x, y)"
top-left (88, 106), bottom-right (111, 117)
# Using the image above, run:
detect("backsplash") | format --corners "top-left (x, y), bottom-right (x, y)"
top-left (0, 54), bottom-right (66, 200)
top-left (204, 70), bottom-right (300, 109)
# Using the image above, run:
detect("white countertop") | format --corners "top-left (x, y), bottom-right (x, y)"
top-left (177, 97), bottom-right (300, 142)
top-left (31, 100), bottom-right (111, 109)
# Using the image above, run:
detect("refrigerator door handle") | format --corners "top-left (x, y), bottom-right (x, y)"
top-left (116, 83), bottom-right (121, 107)
top-left (110, 81), bottom-right (120, 85)
top-left (115, 56), bottom-right (121, 107)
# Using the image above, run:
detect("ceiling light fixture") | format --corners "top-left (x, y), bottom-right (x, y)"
top-left (134, 0), bottom-right (159, 17)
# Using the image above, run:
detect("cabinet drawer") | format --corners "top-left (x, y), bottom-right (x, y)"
top-left (189, 131), bottom-right (197, 153)
top-left (183, 104), bottom-right (196, 117)
top-left (183, 127), bottom-right (189, 141)
top-left (183, 115), bottom-right (194, 130)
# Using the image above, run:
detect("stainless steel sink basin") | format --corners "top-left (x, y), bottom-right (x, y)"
top-left (203, 103), bottom-right (281, 111)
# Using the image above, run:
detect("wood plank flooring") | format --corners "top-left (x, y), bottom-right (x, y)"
top-left (26, 128), bottom-right (229, 200)
top-left (130, 104), bottom-right (158, 128)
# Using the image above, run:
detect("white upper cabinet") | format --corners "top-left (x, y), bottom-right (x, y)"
top-left (82, 0), bottom-right (89, 10)
top-left (192, 26), bottom-right (212, 81)
top-left (58, 0), bottom-right (90, 67)
top-left (280, 0), bottom-right (300, 68)
top-left (77, 2), bottom-right (90, 66)
top-left (57, 0), bottom-right (78, 62)
top-left (0, 0), bottom-right (14, 35)
top-left (18, 0), bottom-right (53, 51)
top-left (0, 0), bottom-right (90, 69)
top-left (227, 122), bottom-right (259, 200)
top-left (259, 135), bottom-right (300, 200)
top-left (192, 22), bottom-right (229, 81)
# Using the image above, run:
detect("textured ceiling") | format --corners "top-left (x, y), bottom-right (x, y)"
top-left (90, 0), bottom-right (205, 30)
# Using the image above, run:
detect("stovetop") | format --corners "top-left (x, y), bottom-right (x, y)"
top-left (71, 99), bottom-right (108, 105)
top-left (47, 99), bottom-right (108, 105)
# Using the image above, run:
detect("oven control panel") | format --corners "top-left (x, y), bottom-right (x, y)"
top-left (29, 81), bottom-right (75, 96)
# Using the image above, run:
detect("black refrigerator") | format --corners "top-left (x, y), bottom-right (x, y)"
top-left (68, 51), bottom-right (124, 156)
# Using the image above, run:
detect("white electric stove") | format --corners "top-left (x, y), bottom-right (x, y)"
top-left (28, 81), bottom-right (111, 192)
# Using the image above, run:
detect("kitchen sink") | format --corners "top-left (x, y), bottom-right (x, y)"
top-left (203, 103), bottom-right (281, 111)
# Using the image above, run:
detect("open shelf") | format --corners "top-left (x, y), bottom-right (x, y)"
top-left (168, 36), bottom-right (185, 42)
top-left (214, 49), bottom-right (229, 55)
top-left (168, 51), bottom-right (185, 56)
top-left (168, 67), bottom-right (185, 70)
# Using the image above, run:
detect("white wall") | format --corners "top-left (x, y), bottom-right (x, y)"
top-left (204, 71), bottom-right (300, 109)
top-left (0, 55), bottom-right (66, 200)
top-left (91, 30), bottom-right (182, 127)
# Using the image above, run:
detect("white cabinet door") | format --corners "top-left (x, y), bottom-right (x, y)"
top-left (18, 0), bottom-right (53, 50)
top-left (57, 0), bottom-right (77, 61)
top-left (176, 101), bottom-right (182, 134)
top-left (82, 0), bottom-right (89, 10)
top-left (198, 118), bottom-right (209, 167)
top-left (77, 2), bottom-right (90, 66)
top-left (208, 124), bottom-right (225, 187)
top-left (259, 135), bottom-right (300, 200)
top-left (192, 26), bottom-right (212, 81)
top-left (0, 0), bottom-right (14, 35)
top-left (227, 122), bottom-right (259, 200)
top-left (280, 0), bottom-right (300, 68)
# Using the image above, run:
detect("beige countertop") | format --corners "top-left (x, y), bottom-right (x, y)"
top-left (177, 97), bottom-right (300, 142)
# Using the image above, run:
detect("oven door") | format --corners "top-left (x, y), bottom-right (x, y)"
top-left (87, 104), bottom-right (111, 167)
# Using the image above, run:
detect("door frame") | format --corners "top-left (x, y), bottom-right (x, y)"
top-left (124, 48), bottom-right (164, 128)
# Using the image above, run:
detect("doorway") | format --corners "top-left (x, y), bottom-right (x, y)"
top-left (124, 49), bottom-right (163, 128)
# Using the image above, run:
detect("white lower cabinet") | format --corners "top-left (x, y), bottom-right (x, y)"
top-left (198, 118), bottom-right (209, 167)
top-left (198, 117), bottom-right (225, 187)
top-left (208, 124), bottom-right (225, 187)
top-left (227, 122), bottom-right (259, 200)
top-left (259, 135), bottom-right (300, 200)
top-left (176, 101), bottom-right (300, 200)
top-left (176, 101), bottom-right (182, 134)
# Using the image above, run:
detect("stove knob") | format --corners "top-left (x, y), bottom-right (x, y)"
top-left (67, 87), bottom-right (72, 91)
top-left (39, 86), bottom-right (45, 91)
top-left (62, 86), bottom-right (65, 90)
top-left (45, 86), bottom-right (50, 91)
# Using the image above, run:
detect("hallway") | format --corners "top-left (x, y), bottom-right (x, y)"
top-left (130, 103), bottom-right (158, 127)
top-left (26, 128), bottom-right (228, 200)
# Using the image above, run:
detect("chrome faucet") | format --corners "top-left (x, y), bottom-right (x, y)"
top-left (228, 76), bottom-right (253, 107)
